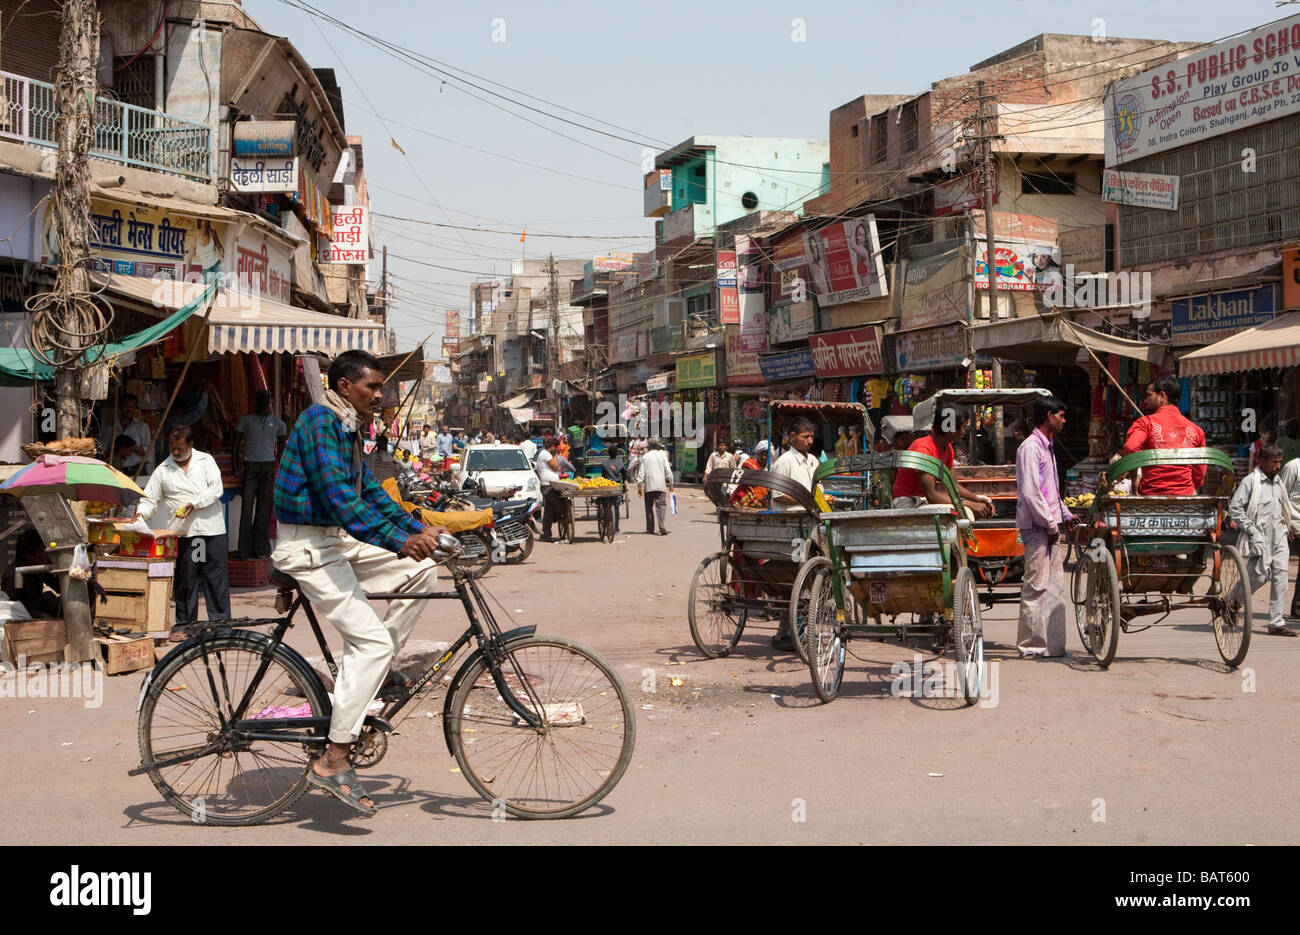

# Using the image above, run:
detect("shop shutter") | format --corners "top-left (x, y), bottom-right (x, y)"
top-left (0, 0), bottom-right (62, 82)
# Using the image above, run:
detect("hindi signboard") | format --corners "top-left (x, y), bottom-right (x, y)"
top-left (676, 352), bottom-right (717, 388)
top-left (1102, 169), bottom-right (1180, 210)
top-left (758, 347), bottom-right (816, 382)
top-left (808, 326), bottom-right (883, 378)
top-left (323, 206), bottom-right (368, 265)
top-left (230, 157), bottom-right (299, 193)
top-left (894, 323), bottom-right (967, 372)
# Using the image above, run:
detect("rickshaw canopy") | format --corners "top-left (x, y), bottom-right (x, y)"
top-left (912, 388), bottom-right (1052, 432)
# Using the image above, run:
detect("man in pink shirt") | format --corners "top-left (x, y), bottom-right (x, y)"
top-left (1015, 395), bottom-right (1075, 658)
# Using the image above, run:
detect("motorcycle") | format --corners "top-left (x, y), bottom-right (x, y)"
top-left (396, 469), bottom-right (537, 567)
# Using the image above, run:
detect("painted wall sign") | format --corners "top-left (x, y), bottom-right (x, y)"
top-left (230, 156), bottom-right (299, 193)
top-left (323, 207), bottom-right (369, 265)
top-left (1101, 169), bottom-right (1180, 210)
top-left (808, 326), bottom-right (883, 377)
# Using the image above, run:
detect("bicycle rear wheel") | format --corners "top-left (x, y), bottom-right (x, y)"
top-left (137, 633), bottom-right (328, 826)
top-left (446, 636), bottom-right (635, 818)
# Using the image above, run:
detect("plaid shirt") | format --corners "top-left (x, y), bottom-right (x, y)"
top-left (274, 403), bottom-right (424, 553)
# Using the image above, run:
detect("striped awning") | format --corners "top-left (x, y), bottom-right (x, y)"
top-left (1179, 311), bottom-right (1300, 376)
top-left (98, 274), bottom-right (384, 356)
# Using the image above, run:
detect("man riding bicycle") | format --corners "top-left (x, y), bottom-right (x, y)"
top-left (272, 349), bottom-right (450, 815)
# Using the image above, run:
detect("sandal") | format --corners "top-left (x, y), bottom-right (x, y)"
top-left (307, 765), bottom-right (377, 816)
top-left (1266, 625), bottom-right (1299, 637)
top-left (168, 625), bottom-right (193, 643)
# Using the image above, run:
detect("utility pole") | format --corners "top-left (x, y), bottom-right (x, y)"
top-left (546, 253), bottom-right (559, 421)
top-left (974, 79), bottom-right (1007, 463)
top-left (47, 0), bottom-right (99, 663)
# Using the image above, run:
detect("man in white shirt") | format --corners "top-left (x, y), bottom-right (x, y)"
top-left (637, 438), bottom-right (675, 535)
top-left (134, 425), bottom-right (229, 639)
top-left (102, 392), bottom-right (152, 475)
top-left (535, 437), bottom-right (564, 541)
top-left (770, 416), bottom-right (820, 513)
top-left (704, 440), bottom-right (735, 476)
top-left (519, 431), bottom-right (538, 461)
top-left (435, 426), bottom-right (454, 458)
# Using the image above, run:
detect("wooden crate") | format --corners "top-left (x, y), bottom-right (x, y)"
top-left (3, 618), bottom-right (67, 666)
top-left (95, 561), bottom-right (174, 631)
top-left (96, 633), bottom-right (154, 675)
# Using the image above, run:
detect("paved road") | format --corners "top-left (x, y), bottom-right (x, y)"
top-left (2, 489), bottom-right (1297, 844)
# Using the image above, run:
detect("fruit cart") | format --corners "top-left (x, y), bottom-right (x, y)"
top-left (1070, 448), bottom-right (1250, 669)
top-left (796, 451), bottom-right (984, 705)
top-left (552, 478), bottom-right (622, 544)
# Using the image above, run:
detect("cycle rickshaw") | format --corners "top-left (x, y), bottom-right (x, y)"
top-left (794, 451), bottom-right (985, 705)
top-left (1070, 448), bottom-right (1251, 668)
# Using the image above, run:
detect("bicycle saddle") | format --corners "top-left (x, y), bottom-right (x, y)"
top-left (269, 568), bottom-right (300, 590)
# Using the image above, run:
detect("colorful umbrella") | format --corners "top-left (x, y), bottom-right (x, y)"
top-left (0, 454), bottom-right (145, 505)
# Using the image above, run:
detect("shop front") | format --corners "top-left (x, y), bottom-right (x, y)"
top-left (672, 349), bottom-right (722, 478)
top-left (725, 324), bottom-right (766, 453)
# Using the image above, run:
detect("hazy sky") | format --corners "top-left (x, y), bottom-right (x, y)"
top-left (246, 0), bottom-right (1288, 351)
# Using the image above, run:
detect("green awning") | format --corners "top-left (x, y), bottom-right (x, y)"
top-left (0, 282), bottom-right (216, 386)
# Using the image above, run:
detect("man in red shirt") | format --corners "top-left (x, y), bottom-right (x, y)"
top-left (1121, 374), bottom-right (1206, 495)
top-left (892, 402), bottom-right (993, 518)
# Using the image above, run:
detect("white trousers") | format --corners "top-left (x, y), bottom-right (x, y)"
top-left (271, 524), bottom-right (439, 743)
top-left (1244, 520), bottom-right (1289, 630)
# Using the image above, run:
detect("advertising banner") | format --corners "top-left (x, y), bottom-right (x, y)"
top-left (971, 211), bottom-right (1060, 292)
top-left (801, 216), bottom-right (888, 307)
top-left (725, 325), bottom-right (763, 386)
top-left (1105, 14), bottom-right (1300, 166)
top-left (1101, 169), bottom-right (1180, 210)
top-left (894, 323), bottom-right (967, 372)
top-left (646, 372), bottom-right (671, 392)
top-left (1171, 285), bottom-right (1275, 345)
top-left (47, 196), bottom-right (207, 281)
top-left (758, 347), bottom-right (816, 382)
top-left (933, 170), bottom-right (998, 217)
top-left (445, 308), bottom-right (461, 337)
top-left (676, 351), bottom-right (717, 388)
top-left (323, 206), bottom-right (369, 264)
top-left (808, 326), bottom-right (883, 378)
top-left (900, 246), bottom-right (967, 332)
top-left (716, 250), bottom-right (737, 287)
top-left (230, 225), bottom-right (293, 303)
top-left (593, 254), bottom-right (635, 272)
top-left (767, 300), bottom-right (815, 345)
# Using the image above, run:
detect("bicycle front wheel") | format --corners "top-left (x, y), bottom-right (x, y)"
top-left (137, 633), bottom-right (329, 826)
top-left (446, 636), bottom-right (636, 819)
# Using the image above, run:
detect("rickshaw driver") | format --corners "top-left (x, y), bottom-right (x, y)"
top-left (1121, 374), bottom-right (1207, 495)
top-left (770, 417), bottom-right (819, 512)
top-left (892, 403), bottom-right (994, 519)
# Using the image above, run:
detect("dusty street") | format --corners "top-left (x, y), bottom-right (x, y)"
top-left (2, 489), bottom-right (1297, 845)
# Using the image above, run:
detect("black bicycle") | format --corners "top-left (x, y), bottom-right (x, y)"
top-left (129, 535), bottom-right (636, 824)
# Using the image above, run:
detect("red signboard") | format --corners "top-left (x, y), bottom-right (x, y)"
top-left (808, 326), bottom-right (883, 377)
top-left (720, 283), bottom-right (740, 324)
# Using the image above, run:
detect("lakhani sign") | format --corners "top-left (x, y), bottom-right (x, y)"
top-left (1171, 285), bottom-right (1275, 345)
top-left (808, 326), bottom-right (883, 378)
top-left (324, 207), bottom-right (368, 264)
top-left (1101, 169), bottom-right (1180, 210)
top-left (1106, 13), bottom-right (1300, 166)
top-left (758, 347), bottom-right (816, 382)
top-left (895, 323), bottom-right (967, 372)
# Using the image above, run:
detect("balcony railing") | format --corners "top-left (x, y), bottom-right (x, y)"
top-left (1, 70), bottom-right (211, 181)
top-left (651, 323), bottom-right (684, 354)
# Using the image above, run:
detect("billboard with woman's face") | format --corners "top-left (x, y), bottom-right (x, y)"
top-left (800, 215), bottom-right (888, 307)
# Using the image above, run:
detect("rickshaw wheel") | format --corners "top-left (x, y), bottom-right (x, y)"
top-left (789, 555), bottom-right (829, 666)
top-left (1081, 552), bottom-right (1121, 668)
top-left (806, 568), bottom-right (845, 704)
top-left (688, 552), bottom-right (748, 658)
top-left (1211, 545), bottom-right (1252, 668)
top-left (951, 566), bottom-right (983, 706)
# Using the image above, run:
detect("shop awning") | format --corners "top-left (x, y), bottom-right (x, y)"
top-left (1179, 311), bottom-right (1300, 376)
top-left (0, 281), bottom-right (217, 386)
top-left (376, 346), bottom-right (424, 383)
top-left (100, 276), bottom-right (384, 355)
top-left (970, 314), bottom-right (1164, 366)
top-left (499, 391), bottom-right (536, 409)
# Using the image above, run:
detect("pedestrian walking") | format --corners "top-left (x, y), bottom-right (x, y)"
top-left (1279, 452), bottom-right (1300, 621)
top-left (1230, 443), bottom-right (1298, 636)
top-left (637, 438), bottom-right (674, 535)
top-left (135, 425), bottom-right (231, 640)
top-left (1014, 396), bottom-right (1075, 657)
top-left (233, 390), bottom-right (287, 559)
top-left (704, 440), bottom-right (734, 475)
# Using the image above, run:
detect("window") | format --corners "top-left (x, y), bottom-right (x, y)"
top-left (901, 102), bottom-right (919, 153)
top-left (464, 448), bottom-right (531, 472)
top-left (871, 115), bottom-right (888, 164)
top-left (685, 290), bottom-right (713, 321)
top-left (850, 124), bottom-right (859, 138)
top-left (1021, 171), bottom-right (1076, 195)
top-left (113, 55), bottom-right (156, 110)
top-left (741, 191), bottom-right (758, 210)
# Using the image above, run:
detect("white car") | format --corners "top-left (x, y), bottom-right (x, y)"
top-left (454, 443), bottom-right (542, 506)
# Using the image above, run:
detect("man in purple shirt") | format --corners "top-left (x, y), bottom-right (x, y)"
top-left (1015, 395), bottom-right (1075, 658)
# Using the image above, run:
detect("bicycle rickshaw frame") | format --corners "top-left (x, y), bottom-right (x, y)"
top-left (1070, 447), bottom-right (1251, 669)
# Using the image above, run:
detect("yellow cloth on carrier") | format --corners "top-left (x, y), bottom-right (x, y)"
top-left (380, 478), bottom-right (492, 532)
